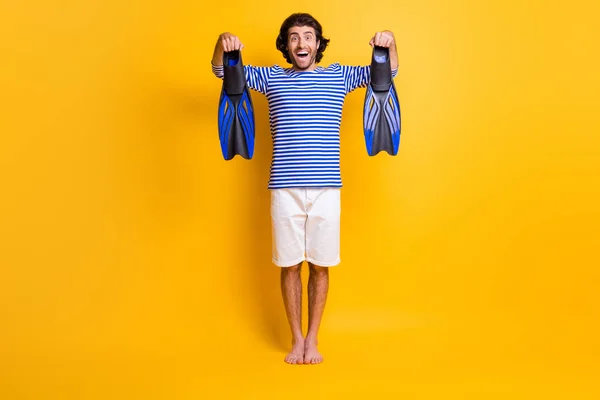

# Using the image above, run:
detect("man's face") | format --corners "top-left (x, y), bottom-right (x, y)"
top-left (287, 26), bottom-right (320, 71)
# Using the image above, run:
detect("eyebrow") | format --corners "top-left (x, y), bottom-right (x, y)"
top-left (289, 31), bottom-right (314, 36)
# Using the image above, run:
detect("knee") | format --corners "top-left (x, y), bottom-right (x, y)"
top-left (308, 263), bottom-right (329, 277)
top-left (283, 263), bottom-right (302, 274)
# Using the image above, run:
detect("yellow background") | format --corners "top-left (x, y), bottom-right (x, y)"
top-left (1, 0), bottom-right (599, 398)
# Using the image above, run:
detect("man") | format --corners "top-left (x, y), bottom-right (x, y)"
top-left (211, 13), bottom-right (398, 365)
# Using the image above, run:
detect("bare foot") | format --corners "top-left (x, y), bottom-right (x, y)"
top-left (284, 339), bottom-right (305, 364)
top-left (303, 339), bottom-right (323, 364)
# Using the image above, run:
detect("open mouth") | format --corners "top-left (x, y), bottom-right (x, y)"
top-left (296, 51), bottom-right (309, 59)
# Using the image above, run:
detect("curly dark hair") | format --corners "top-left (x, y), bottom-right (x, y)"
top-left (275, 13), bottom-right (330, 64)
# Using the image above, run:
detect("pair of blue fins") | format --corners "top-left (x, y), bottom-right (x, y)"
top-left (217, 47), bottom-right (401, 160)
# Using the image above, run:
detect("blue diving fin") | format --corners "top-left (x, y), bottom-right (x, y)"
top-left (363, 46), bottom-right (401, 156)
top-left (218, 50), bottom-right (255, 160)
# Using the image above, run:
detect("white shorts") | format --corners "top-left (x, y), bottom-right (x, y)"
top-left (270, 188), bottom-right (341, 267)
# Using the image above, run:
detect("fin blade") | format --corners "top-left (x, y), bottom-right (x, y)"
top-left (238, 89), bottom-right (255, 159)
top-left (218, 94), bottom-right (236, 160)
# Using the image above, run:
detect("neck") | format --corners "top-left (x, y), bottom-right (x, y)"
top-left (292, 63), bottom-right (317, 72)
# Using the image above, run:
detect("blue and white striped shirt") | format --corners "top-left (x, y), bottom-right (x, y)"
top-left (212, 62), bottom-right (397, 189)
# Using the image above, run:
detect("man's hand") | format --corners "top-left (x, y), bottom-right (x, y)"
top-left (212, 32), bottom-right (244, 66)
top-left (369, 31), bottom-right (398, 70)
top-left (218, 32), bottom-right (244, 52)
top-left (369, 31), bottom-right (395, 48)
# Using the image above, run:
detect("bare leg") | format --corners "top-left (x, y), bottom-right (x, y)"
top-left (305, 263), bottom-right (329, 364)
top-left (281, 263), bottom-right (304, 364)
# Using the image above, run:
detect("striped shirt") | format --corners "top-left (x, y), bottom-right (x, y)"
top-left (212, 62), bottom-right (397, 189)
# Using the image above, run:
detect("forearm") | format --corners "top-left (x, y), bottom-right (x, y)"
top-left (389, 40), bottom-right (399, 70)
top-left (211, 39), bottom-right (225, 66)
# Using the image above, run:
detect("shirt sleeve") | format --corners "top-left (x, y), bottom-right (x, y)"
top-left (211, 62), bottom-right (271, 95)
top-left (341, 65), bottom-right (399, 94)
